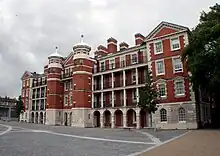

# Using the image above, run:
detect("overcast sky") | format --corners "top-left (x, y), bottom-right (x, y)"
top-left (0, 0), bottom-right (217, 97)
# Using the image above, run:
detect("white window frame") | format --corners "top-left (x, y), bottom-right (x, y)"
top-left (174, 79), bottom-right (185, 97)
top-left (100, 61), bottom-right (105, 71)
top-left (120, 55), bottom-right (125, 67)
top-left (132, 70), bottom-right (136, 83)
top-left (109, 59), bottom-right (115, 69)
top-left (178, 107), bottom-right (186, 123)
top-left (170, 37), bottom-right (180, 51)
top-left (157, 82), bottom-right (167, 98)
top-left (131, 53), bottom-right (138, 64)
top-left (65, 82), bottom-right (69, 91)
top-left (172, 56), bottom-right (183, 73)
top-left (64, 95), bottom-right (68, 106)
top-left (154, 40), bottom-right (163, 54)
top-left (160, 108), bottom-right (167, 123)
top-left (132, 89), bottom-right (137, 102)
top-left (155, 59), bottom-right (165, 76)
top-left (69, 95), bottom-right (72, 106)
top-left (69, 81), bottom-right (72, 90)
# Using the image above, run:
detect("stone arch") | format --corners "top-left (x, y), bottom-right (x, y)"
top-left (35, 112), bottom-right (38, 124)
top-left (178, 107), bottom-right (186, 122)
top-left (114, 109), bottom-right (123, 127)
top-left (140, 109), bottom-right (148, 128)
top-left (160, 108), bottom-right (167, 122)
top-left (31, 112), bottom-right (34, 123)
top-left (103, 110), bottom-right (111, 128)
top-left (127, 109), bottom-right (136, 127)
top-left (93, 111), bottom-right (101, 127)
top-left (40, 112), bottom-right (43, 124)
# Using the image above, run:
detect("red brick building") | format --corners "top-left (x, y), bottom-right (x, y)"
top-left (20, 21), bottom-right (202, 129)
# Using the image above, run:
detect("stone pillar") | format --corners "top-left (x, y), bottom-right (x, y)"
top-left (101, 75), bottom-right (103, 90)
top-left (123, 70), bottom-right (126, 86)
top-left (123, 114), bottom-right (127, 127)
top-left (111, 73), bottom-right (114, 88)
top-left (123, 89), bottom-right (126, 107)
top-left (101, 93), bottom-right (104, 108)
top-left (112, 91), bottom-right (114, 107)
top-left (135, 68), bottom-right (138, 84)
top-left (100, 114), bottom-right (104, 128)
top-left (38, 113), bottom-right (40, 124)
top-left (136, 110), bottom-right (140, 129)
top-left (136, 88), bottom-right (139, 104)
top-left (111, 115), bottom-right (115, 128)
top-left (92, 94), bottom-right (94, 109)
top-left (8, 107), bottom-right (11, 120)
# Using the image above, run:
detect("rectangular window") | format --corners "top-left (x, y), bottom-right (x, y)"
top-left (133, 89), bottom-right (137, 101)
top-left (121, 56), bottom-right (125, 67)
top-left (158, 83), bottom-right (166, 97)
top-left (132, 70), bottom-right (136, 83)
top-left (69, 95), bottom-right (72, 105)
top-left (156, 60), bottom-right (165, 75)
top-left (100, 62), bottom-right (105, 71)
top-left (64, 96), bottom-right (68, 105)
top-left (175, 80), bottom-right (185, 96)
top-left (70, 81), bottom-right (72, 90)
top-left (65, 82), bottom-right (69, 91)
top-left (154, 41), bottom-right (163, 54)
top-left (131, 53), bottom-right (137, 64)
top-left (109, 59), bottom-right (115, 69)
top-left (171, 37), bottom-right (180, 51)
top-left (173, 57), bottom-right (183, 73)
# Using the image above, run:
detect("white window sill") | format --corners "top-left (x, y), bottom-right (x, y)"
top-left (178, 121), bottom-right (186, 123)
top-left (160, 96), bottom-right (167, 99)
top-left (154, 51), bottom-right (163, 55)
top-left (174, 70), bottom-right (183, 73)
top-left (171, 47), bottom-right (181, 51)
top-left (156, 73), bottom-right (165, 76)
top-left (175, 94), bottom-right (185, 98)
top-left (160, 121), bottom-right (168, 124)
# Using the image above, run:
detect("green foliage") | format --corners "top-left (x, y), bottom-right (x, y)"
top-left (182, 3), bottom-right (220, 95)
top-left (138, 69), bottom-right (158, 113)
top-left (16, 95), bottom-right (24, 118)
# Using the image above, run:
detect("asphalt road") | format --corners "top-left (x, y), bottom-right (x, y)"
top-left (0, 121), bottom-right (188, 156)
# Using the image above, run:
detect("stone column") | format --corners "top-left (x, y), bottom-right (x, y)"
top-left (136, 110), bottom-right (140, 129)
top-left (123, 114), bottom-right (127, 127)
top-left (100, 114), bottom-right (104, 128)
top-left (135, 68), bottom-right (138, 84)
top-left (136, 88), bottom-right (139, 105)
top-left (111, 115), bottom-right (115, 128)
top-left (123, 89), bottom-right (126, 107)
top-left (112, 91), bottom-right (114, 107)
top-left (123, 70), bottom-right (126, 86)
top-left (8, 107), bottom-right (11, 120)
top-left (101, 93), bottom-right (104, 108)
top-left (101, 75), bottom-right (103, 90)
top-left (111, 73), bottom-right (114, 88)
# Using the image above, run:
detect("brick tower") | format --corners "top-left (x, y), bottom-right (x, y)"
top-left (71, 35), bottom-right (95, 127)
top-left (46, 47), bottom-right (64, 125)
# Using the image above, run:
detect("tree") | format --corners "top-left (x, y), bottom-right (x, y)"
top-left (16, 95), bottom-right (24, 120)
top-left (182, 3), bottom-right (220, 128)
top-left (138, 68), bottom-right (158, 127)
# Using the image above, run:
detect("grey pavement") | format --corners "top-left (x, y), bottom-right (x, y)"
top-left (0, 121), bottom-right (189, 156)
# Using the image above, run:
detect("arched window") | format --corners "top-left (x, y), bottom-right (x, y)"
top-left (160, 108), bottom-right (167, 122)
top-left (178, 107), bottom-right (186, 122)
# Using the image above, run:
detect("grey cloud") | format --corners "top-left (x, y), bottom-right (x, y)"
top-left (0, 0), bottom-right (217, 97)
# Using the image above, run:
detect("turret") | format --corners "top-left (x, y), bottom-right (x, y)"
top-left (46, 47), bottom-right (64, 125)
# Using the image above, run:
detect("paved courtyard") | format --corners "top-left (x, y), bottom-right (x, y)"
top-left (0, 121), bottom-right (188, 156)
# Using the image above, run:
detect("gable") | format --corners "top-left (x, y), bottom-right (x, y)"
top-left (153, 27), bottom-right (178, 38)
top-left (63, 52), bottom-right (73, 66)
top-left (21, 71), bottom-right (31, 80)
top-left (146, 21), bottom-right (189, 41)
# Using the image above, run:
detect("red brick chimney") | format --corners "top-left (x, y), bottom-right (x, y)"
top-left (107, 37), bottom-right (117, 53)
top-left (94, 45), bottom-right (108, 58)
top-left (119, 42), bottom-right (129, 50)
top-left (135, 33), bottom-right (145, 45)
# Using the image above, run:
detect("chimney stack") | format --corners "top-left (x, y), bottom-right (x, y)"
top-left (107, 37), bottom-right (117, 53)
top-left (119, 42), bottom-right (129, 50)
top-left (135, 33), bottom-right (145, 45)
top-left (94, 45), bottom-right (108, 58)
